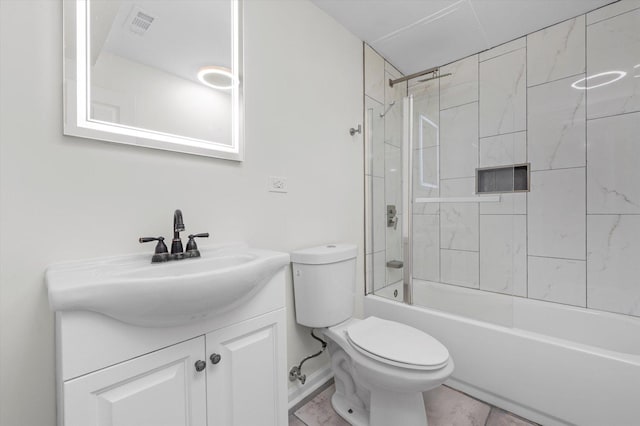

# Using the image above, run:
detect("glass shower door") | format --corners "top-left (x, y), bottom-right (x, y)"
top-left (365, 92), bottom-right (404, 302)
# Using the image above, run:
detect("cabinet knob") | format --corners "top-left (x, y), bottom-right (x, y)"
top-left (194, 360), bottom-right (206, 372)
top-left (209, 353), bottom-right (222, 364)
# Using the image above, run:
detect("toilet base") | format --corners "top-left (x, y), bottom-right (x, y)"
top-left (331, 391), bottom-right (368, 426)
top-left (369, 388), bottom-right (428, 426)
top-left (332, 387), bottom-right (428, 426)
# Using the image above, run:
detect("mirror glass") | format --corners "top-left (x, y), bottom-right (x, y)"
top-left (64, 0), bottom-right (243, 160)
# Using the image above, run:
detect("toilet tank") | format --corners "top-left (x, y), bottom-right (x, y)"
top-left (291, 244), bottom-right (357, 328)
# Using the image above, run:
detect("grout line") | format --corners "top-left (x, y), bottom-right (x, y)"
top-left (528, 254), bottom-right (586, 262)
top-left (586, 5), bottom-right (640, 26)
top-left (480, 128), bottom-right (527, 139)
top-left (478, 53), bottom-right (482, 198)
top-left (526, 71), bottom-right (586, 89)
top-left (480, 213), bottom-right (527, 216)
top-left (440, 176), bottom-right (476, 182)
top-left (364, 94), bottom-right (383, 106)
top-left (585, 17), bottom-right (588, 311)
top-left (586, 110), bottom-right (640, 121)
top-left (586, 213), bottom-right (640, 216)
top-left (529, 165), bottom-right (585, 173)
top-left (479, 43), bottom-right (525, 63)
top-left (484, 407), bottom-right (493, 426)
top-left (440, 248), bottom-right (480, 254)
top-left (524, 32), bottom-right (529, 299)
top-left (477, 52), bottom-right (482, 290)
top-left (439, 99), bottom-right (478, 113)
top-left (479, 130), bottom-right (527, 141)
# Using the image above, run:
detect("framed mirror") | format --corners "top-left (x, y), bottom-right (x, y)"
top-left (63, 0), bottom-right (243, 160)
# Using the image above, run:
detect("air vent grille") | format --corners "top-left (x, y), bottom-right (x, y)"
top-left (127, 7), bottom-right (155, 35)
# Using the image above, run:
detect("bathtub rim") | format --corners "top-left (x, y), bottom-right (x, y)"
top-left (365, 294), bottom-right (640, 364)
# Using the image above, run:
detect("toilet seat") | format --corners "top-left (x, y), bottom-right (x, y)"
top-left (346, 316), bottom-right (449, 371)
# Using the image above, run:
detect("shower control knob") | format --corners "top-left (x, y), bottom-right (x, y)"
top-left (210, 353), bottom-right (222, 365)
top-left (194, 360), bottom-right (206, 372)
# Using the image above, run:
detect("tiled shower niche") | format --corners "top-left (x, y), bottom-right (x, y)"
top-left (364, 1), bottom-right (640, 318)
top-left (476, 164), bottom-right (529, 194)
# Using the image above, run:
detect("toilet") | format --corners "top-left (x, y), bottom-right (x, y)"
top-left (291, 244), bottom-right (454, 426)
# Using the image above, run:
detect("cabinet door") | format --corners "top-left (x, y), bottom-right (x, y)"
top-left (206, 309), bottom-right (287, 426)
top-left (64, 337), bottom-right (207, 426)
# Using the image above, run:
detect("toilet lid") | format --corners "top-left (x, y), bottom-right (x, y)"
top-left (346, 317), bottom-right (449, 370)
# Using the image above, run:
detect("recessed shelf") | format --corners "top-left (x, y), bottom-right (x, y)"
top-left (476, 163), bottom-right (530, 194)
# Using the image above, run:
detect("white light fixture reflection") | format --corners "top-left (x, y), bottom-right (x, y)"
top-left (571, 71), bottom-right (627, 90)
top-left (634, 64), bottom-right (640, 78)
top-left (197, 66), bottom-right (238, 90)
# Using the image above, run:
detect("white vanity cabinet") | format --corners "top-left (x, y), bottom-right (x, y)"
top-left (59, 309), bottom-right (286, 426)
top-left (63, 337), bottom-right (207, 426)
top-left (51, 260), bottom-right (289, 426)
top-left (206, 310), bottom-right (286, 426)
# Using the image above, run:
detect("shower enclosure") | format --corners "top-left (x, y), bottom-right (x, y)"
top-left (365, 69), bottom-right (516, 322)
top-left (364, 66), bottom-right (640, 425)
top-left (363, 3), bottom-right (640, 420)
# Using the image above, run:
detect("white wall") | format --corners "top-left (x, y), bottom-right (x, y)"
top-left (90, 51), bottom-right (233, 143)
top-left (0, 1), bottom-right (363, 425)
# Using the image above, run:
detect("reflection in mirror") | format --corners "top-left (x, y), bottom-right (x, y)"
top-left (64, 0), bottom-right (243, 160)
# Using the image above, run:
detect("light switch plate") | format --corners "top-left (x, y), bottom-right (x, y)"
top-left (268, 176), bottom-right (288, 193)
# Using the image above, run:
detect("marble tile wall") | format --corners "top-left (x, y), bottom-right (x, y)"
top-left (364, 0), bottom-right (640, 318)
top-left (410, 77), bottom-right (441, 283)
top-left (584, 2), bottom-right (640, 317)
top-left (479, 41), bottom-right (526, 137)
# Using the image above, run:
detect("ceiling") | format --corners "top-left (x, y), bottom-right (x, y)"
top-left (96, 0), bottom-right (231, 84)
top-left (311, 0), bottom-right (617, 74)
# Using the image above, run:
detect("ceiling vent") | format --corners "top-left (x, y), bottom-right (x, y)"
top-left (126, 6), bottom-right (155, 35)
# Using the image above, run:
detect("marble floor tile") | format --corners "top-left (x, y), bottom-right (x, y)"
top-left (293, 384), bottom-right (350, 426)
top-left (486, 407), bottom-right (539, 426)
top-left (424, 385), bottom-right (491, 426)
top-left (291, 383), bottom-right (539, 426)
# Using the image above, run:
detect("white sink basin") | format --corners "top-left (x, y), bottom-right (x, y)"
top-left (46, 244), bottom-right (289, 327)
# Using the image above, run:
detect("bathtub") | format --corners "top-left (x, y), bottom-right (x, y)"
top-left (364, 281), bottom-right (640, 426)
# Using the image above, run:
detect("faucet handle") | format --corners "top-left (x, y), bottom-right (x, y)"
top-left (188, 233), bottom-right (210, 240)
top-left (139, 236), bottom-right (169, 263)
top-left (185, 233), bottom-right (209, 258)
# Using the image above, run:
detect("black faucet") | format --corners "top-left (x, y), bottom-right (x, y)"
top-left (171, 209), bottom-right (185, 259)
top-left (139, 209), bottom-right (209, 263)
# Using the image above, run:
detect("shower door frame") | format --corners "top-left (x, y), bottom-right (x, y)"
top-left (402, 95), bottom-right (414, 305)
